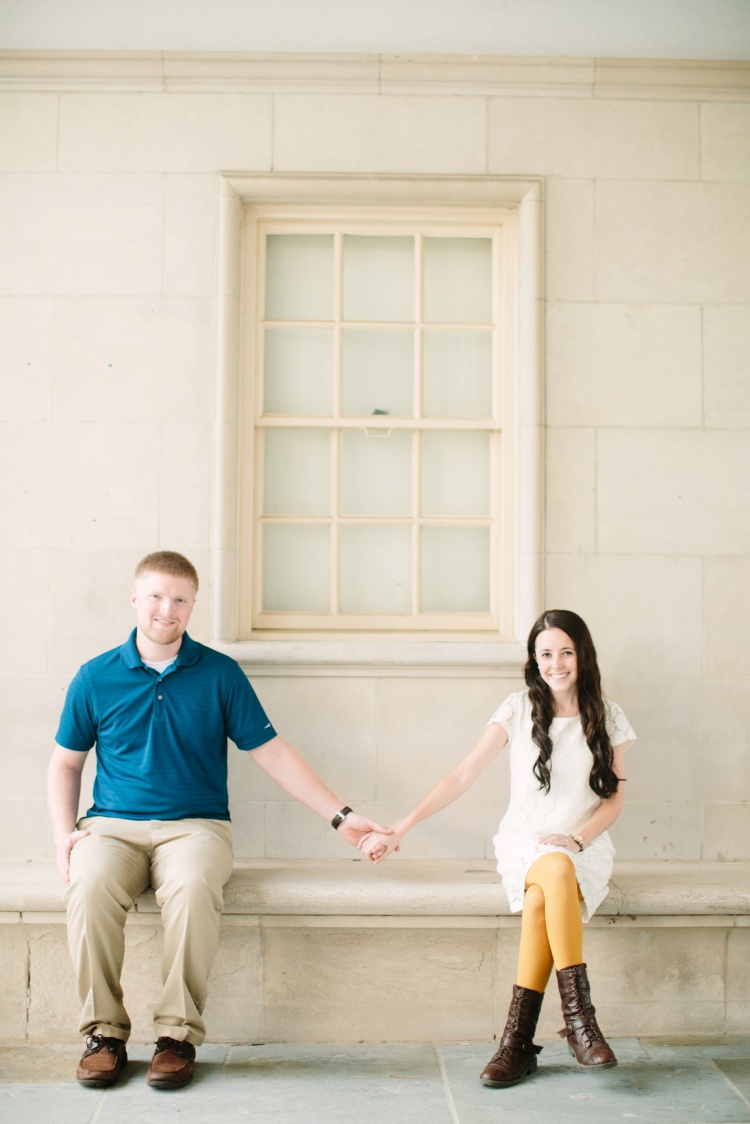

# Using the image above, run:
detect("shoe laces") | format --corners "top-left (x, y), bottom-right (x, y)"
top-left (84, 1034), bottom-right (122, 1057)
top-left (154, 1036), bottom-right (193, 1059)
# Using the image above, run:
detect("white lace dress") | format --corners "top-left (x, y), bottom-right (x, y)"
top-left (489, 690), bottom-right (636, 923)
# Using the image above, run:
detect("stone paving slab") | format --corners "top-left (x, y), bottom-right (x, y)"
top-left (1, 1040), bottom-right (750, 1124)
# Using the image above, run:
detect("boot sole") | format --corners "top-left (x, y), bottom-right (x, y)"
top-left (480, 1058), bottom-right (537, 1087)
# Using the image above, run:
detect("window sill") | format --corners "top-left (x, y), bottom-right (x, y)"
top-left (212, 638), bottom-right (526, 677)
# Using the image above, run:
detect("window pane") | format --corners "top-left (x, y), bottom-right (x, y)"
top-left (423, 237), bottom-right (492, 324)
top-left (340, 525), bottom-right (412, 613)
top-left (343, 235), bottom-right (414, 323)
top-left (422, 431), bottom-right (489, 516)
top-left (263, 428), bottom-right (330, 515)
top-left (342, 329), bottom-right (413, 416)
top-left (264, 328), bottom-right (332, 415)
top-left (265, 234), bottom-right (333, 321)
top-left (341, 429), bottom-right (412, 516)
top-left (423, 331), bottom-right (492, 418)
top-left (422, 526), bottom-right (490, 612)
top-left (263, 524), bottom-right (330, 611)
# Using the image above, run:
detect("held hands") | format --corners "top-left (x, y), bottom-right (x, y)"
top-left (55, 828), bottom-right (90, 883)
top-left (359, 829), bottom-right (403, 864)
top-left (336, 813), bottom-right (393, 849)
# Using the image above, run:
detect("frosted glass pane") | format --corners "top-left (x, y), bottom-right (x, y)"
top-left (342, 329), bottom-right (413, 416)
top-left (423, 237), bottom-right (492, 324)
top-left (265, 234), bottom-right (333, 321)
top-left (263, 428), bottom-right (330, 515)
top-left (423, 331), bottom-right (492, 418)
top-left (264, 328), bottom-right (332, 415)
top-left (422, 526), bottom-right (490, 612)
top-left (341, 429), bottom-right (412, 515)
top-left (422, 431), bottom-right (489, 516)
top-left (343, 235), bottom-right (414, 323)
top-left (263, 524), bottom-right (330, 611)
top-left (340, 525), bottom-right (412, 613)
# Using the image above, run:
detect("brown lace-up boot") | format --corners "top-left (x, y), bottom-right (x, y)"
top-left (480, 984), bottom-right (544, 1087)
top-left (556, 963), bottom-right (617, 1069)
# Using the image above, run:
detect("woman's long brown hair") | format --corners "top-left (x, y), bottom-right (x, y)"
top-left (524, 609), bottom-right (620, 799)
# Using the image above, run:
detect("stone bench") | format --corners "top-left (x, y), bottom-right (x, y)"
top-left (2, 860), bottom-right (748, 1044)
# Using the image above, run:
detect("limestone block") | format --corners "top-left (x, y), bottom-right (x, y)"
top-left (27, 926), bottom-right (80, 1042)
top-left (545, 554), bottom-right (703, 679)
top-left (224, 802), bottom-right (268, 861)
top-left (52, 296), bottom-right (214, 423)
top-left (234, 676), bottom-right (380, 803)
top-left (164, 174), bottom-right (218, 297)
top-left (584, 926), bottom-right (726, 1004)
top-left (595, 181), bottom-right (750, 304)
top-left (376, 675), bottom-right (516, 803)
top-left (0, 923), bottom-right (29, 1041)
top-left (1, 421), bottom-right (159, 550)
top-left (0, 297), bottom-right (53, 421)
top-left (545, 178), bottom-right (594, 302)
top-left (273, 94), bottom-right (487, 174)
top-left (545, 428), bottom-right (596, 554)
top-left (262, 925), bottom-right (496, 1041)
top-left (605, 677), bottom-right (750, 806)
top-left (727, 928), bottom-right (750, 1003)
top-left (703, 805), bottom-right (750, 861)
top-left (0, 549), bottom-right (49, 674)
top-left (0, 674), bottom-right (70, 798)
top-left (202, 922), bottom-right (263, 1043)
top-left (547, 303), bottom-right (702, 428)
top-left (489, 97), bottom-right (698, 181)
top-left (609, 803), bottom-right (703, 862)
top-left (704, 305), bottom-right (750, 429)
top-left (0, 173), bottom-right (164, 296)
top-left (158, 423), bottom-right (212, 549)
top-left (0, 93), bottom-right (58, 172)
top-left (597, 430), bottom-right (750, 556)
top-left (704, 557), bottom-right (750, 679)
top-left (49, 548), bottom-right (144, 674)
top-left (702, 103), bottom-right (750, 182)
top-left (58, 93), bottom-right (273, 173)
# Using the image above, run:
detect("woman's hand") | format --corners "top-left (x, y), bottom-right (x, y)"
top-left (359, 830), bottom-right (403, 863)
top-left (538, 832), bottom-right (576, 852)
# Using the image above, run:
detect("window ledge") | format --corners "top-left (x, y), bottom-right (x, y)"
top-left (212, 639), bottom-right (526, 677)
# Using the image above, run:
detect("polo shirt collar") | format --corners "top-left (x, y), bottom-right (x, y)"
top-left (120, 629), bottom-right (201, 669)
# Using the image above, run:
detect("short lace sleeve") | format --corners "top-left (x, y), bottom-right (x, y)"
top-left (605, 699), bottom-right (636, 747)
top-left (486, 692), bottom-right (518, 740)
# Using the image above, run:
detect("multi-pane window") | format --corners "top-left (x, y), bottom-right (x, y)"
top-left (241, 209), bottom-right (516, 634)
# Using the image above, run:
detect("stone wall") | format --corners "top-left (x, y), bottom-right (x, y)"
top-left (1, 53), bottom-right (748, 865)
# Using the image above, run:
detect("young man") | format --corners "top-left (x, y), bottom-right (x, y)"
top-left (48, 551), bottom-right (390, 1090)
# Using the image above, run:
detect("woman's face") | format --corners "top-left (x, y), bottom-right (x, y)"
top-left (534, 627), bottom-right (578, 695)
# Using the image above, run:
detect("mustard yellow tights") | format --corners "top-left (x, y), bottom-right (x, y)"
top-left (515, 851), bottom-right (584, 993)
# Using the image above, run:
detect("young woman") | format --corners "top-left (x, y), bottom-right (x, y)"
top-left (360, 609), bottom-right (635, 1087)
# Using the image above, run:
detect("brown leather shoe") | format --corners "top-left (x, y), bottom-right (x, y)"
top-left (146, 1036), bottom-right (196, 1088)
top-left (76, 1034), bottom-right (128, 1087)
top-left (556, 963), bottom-right (617, 1069)
top-left (480, 984), bottom-right (544, 1087)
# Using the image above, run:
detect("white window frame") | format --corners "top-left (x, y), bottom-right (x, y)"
top-left (209, 175), bottom-right (543, 672)
top-left (244, 206), bottom-right (513, 636)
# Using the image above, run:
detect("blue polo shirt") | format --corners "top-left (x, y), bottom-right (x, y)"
top-left (56, 630), bottom-right (276, 821)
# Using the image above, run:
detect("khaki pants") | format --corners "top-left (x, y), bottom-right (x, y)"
top-left (66, 816), bottom-right (233, 1046)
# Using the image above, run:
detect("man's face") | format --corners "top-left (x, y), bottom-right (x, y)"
top-left (130, 570), bottom-right (197, 648)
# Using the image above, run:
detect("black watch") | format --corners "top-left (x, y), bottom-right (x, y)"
top-left (331, 806), bottom-right (353, 830)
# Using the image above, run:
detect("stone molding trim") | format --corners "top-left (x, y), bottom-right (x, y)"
top-left (0, 52), bottom-right (749, 100)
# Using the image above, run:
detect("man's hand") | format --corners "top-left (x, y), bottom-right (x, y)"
top-left (336, 813), bottom-right (393, 849)
top-left (55, 828), bottom-right (90, 883)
